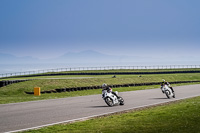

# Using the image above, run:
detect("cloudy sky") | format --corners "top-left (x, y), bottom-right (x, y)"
top-left (0, 0), bottom-right (200, 59)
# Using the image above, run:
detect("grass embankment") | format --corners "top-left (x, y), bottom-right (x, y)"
top-left (0, 72), bottom-right (200, 104)
top-left (23, 96), bottom-right (200, 133)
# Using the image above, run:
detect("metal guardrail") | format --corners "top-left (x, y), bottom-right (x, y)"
top-left (1, 65), bottom-right (200, 78)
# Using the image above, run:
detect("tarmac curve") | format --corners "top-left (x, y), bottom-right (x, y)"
top-left (0, 84), bottom-right (200, 133)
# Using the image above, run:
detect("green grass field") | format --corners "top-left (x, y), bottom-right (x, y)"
top-left (1, 68), bottom-right (200, 104)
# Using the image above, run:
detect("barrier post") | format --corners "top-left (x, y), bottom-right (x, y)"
top-left (34, 87), bottom-right (41, 96)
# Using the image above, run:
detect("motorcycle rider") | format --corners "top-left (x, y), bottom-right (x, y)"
top-left (102, 83), bottom-right (119, 98)
top-left (160, 79), bottom-right (174, 93)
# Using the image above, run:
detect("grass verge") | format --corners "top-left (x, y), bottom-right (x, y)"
top-left (0, 84), bottom-right (159, 104)
top-left (1, 73), bottom-right (200, 104)
top-left (22, 96), bottom-right (200, 133)
top-left (0, 82), bottom-right (199, 104)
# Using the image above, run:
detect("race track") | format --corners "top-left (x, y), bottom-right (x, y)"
top-left (0, 84), bottom-right (200, 133)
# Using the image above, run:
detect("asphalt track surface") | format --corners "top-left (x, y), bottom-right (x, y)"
top-left (1, 84), bottom-right (200, 133)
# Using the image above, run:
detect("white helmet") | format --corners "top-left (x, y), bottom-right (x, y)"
top-left (102, 83), bottom-right (107, 88)
top-left (163, 79), bottom-right (165, 82)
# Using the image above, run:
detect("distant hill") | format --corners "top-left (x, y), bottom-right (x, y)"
top-left (0, 50), bottom-right (151, 64)
top-left (51, 50), bottom-right (156, 63)
top-left (52, 50), bottom-right (117, 63)
top-left (0, 53), bottom-right (40, 64)
top-left (0, 50), bottom-right (199, 64)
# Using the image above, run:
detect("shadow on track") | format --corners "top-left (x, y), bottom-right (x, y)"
top-left (88, 105), bottom-right (109, 108)
top-left (150, 97), bottom-right (169, 100)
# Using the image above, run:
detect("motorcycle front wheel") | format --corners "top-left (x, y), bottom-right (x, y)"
top-left (105, 97), bottom-right (114, 107)
top-left (165, 90), bottom-right (170, 99)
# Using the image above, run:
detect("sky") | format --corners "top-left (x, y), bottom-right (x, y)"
top-left (0, 0), bottom-right (200, 59)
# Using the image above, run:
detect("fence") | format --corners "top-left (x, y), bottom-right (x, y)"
top-left (1, 65), bottom-right (200, 78)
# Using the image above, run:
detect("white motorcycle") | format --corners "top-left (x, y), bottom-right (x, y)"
top-left (161, 85), bottom-right (175, 99)
top-left (102, 90), bottom-right (124, 107)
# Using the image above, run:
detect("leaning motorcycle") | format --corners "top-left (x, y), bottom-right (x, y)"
top-left (102, 90), bottom-right (124, 107)
top-left (161, 85), bottom-right (175, 99)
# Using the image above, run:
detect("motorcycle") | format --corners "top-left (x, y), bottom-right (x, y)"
top-left (102, 90), bottom-right (124, 107)
top-left (161, 84), bottom-right (175, 99)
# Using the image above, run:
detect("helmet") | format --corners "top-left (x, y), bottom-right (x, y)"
top-left (162, 79), bottom-right (165, 82)
top-left (102, 83), bottom-right (107, 88)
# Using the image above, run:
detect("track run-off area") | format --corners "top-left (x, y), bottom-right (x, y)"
top-left (0, 84), bottom-right (200, 133)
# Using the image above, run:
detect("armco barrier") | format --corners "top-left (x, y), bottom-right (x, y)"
top-left (1, 65), bottom-right (200, 78)
top-left (24, 80), bottom-right (200, 94)
top-left (2, 70), bottom-right (200, 79)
